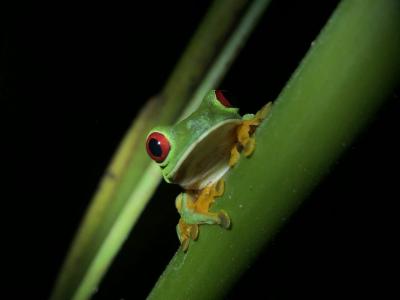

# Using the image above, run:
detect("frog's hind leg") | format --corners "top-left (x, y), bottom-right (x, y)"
top-left (176, 193), bottom-right (200, 251)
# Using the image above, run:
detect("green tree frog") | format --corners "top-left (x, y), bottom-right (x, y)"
top-left (146, 90), bottom-right (272, 251)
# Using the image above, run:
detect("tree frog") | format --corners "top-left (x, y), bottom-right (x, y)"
top-left (146, 90), bottom-right (272, 251)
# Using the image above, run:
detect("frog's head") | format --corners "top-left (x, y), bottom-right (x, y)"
top-left (145, 90), bottom-right (241, 189)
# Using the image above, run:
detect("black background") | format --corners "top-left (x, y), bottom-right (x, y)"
top-left (3, 0), bottom-right (399, 299)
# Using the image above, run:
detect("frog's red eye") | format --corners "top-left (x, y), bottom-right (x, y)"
top-left (146, 132), bottom-right (170, 163)
top-left (215, 90), bottom-right (232, 107)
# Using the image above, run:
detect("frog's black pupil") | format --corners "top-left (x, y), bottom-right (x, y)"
top-left (149, 138), bottom-right (162, 157)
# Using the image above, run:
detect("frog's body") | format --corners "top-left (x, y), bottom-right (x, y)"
top-left (146, 90), bottom-right (272, 251)
top-left (168, 119), bottom-right (241, 190)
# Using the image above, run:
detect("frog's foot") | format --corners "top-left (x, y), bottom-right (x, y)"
top-left (216, 210), bottom-right (231, 229)
top-left (176, 179), bottom-right (231, 250)
top-left (177, 218), bottom-right (199, 252)
top-left (230, 102), bottom-right (273, 166)
top-left (229, 144), bottom-right (240, 167)
top-left (186, 179), bottom-right (230, 228)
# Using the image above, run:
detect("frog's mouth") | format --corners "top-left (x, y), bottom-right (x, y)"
top-left (163, 164), bottom-right (176, 184)
top-left (159, 158), bottom-right (176, 184)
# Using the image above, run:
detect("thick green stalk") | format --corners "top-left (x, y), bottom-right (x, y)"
top-left (148, 1), bottom-right (400, 299)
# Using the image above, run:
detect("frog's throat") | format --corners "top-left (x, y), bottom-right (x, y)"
top-left (164, 118), bottom-right (241, 189)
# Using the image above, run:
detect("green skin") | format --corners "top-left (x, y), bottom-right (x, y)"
top-left (147, 90), bottom-right (251, 237)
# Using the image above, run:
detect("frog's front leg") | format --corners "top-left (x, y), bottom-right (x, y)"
top-left (229, 102), bottom-right (273, 166)
top-left (175, 180), bottom-right (230, 251)
top-left (176, 194), bottom-right (199, 251)
top-left (176, 217), bottom-right (199, 252)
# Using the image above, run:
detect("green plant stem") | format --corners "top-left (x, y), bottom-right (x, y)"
top-left (162, 0), bottom-right (251, 121)
top-left (148, 1), bottom-right (400, 299)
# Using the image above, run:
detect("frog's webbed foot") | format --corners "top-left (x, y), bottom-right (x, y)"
top-left (176, 219), bottom-right (199, 252)
top-left (229, 102), bottom-right (273, 167)
top-left (175, 179), bottom-right (230, 251)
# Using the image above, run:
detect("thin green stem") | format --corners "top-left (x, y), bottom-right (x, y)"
top-left (180, 0), bottom-right (272, 120)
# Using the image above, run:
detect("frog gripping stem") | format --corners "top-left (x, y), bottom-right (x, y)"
top-left (176, 102), bottom-right (272, 251)
top-left (229, 102), bottom-right (273, 166)
top-left (149, 92), bottom-right (273, 252)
